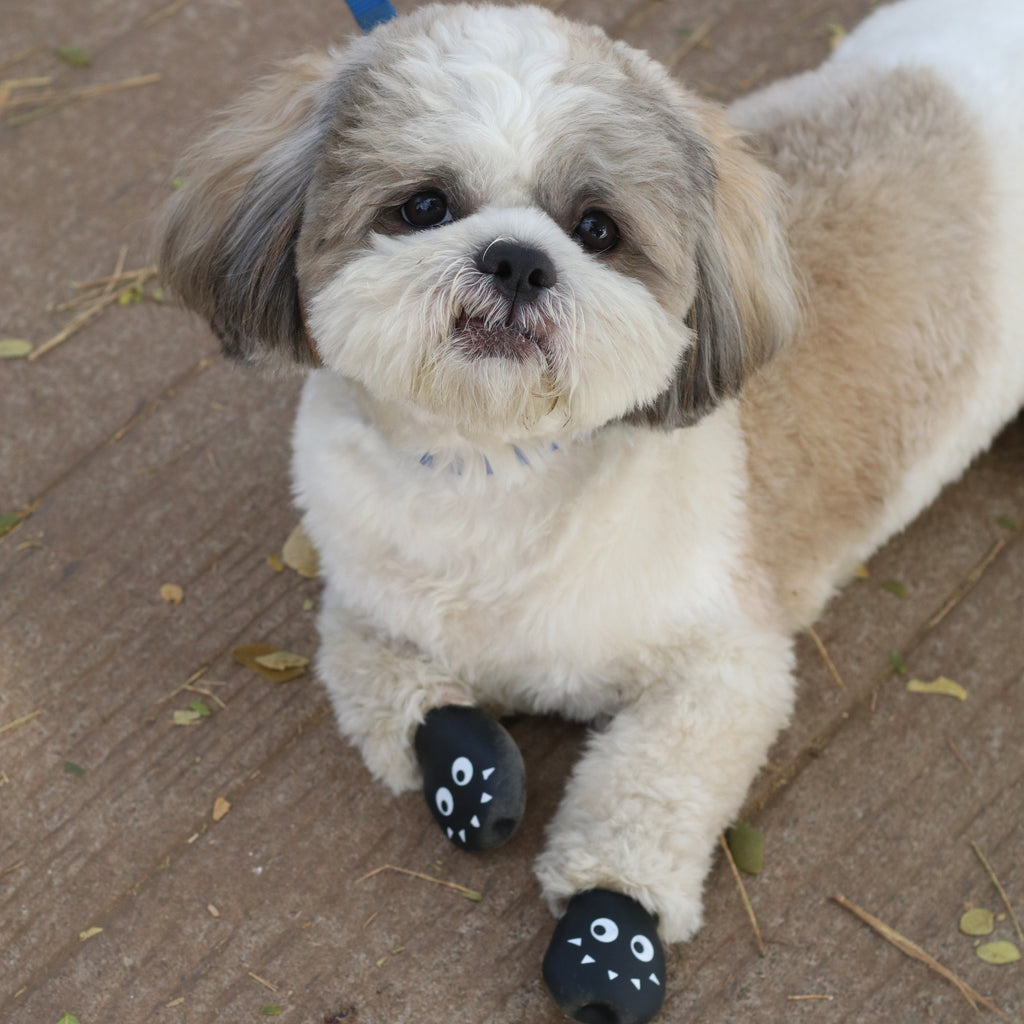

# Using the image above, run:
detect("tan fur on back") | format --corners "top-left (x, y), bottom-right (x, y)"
top-left (738, 67), bottom-right (995, 625)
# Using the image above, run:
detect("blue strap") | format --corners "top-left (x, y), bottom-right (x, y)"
top-left (345, 0), bottom-right (397, 33)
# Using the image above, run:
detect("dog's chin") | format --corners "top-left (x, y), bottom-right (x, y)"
top-left (451, 312), bottom-right (545, 363)
top-left (409, 321), bottom-right (563, 439)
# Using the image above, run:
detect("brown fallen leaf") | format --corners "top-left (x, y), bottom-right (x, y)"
top-left (212, 796), bottom-right (230, 822)
top-left (232, 643), bottom-right (308, 683)
top-left (254, 650), bottom-right (309, 672)
top-left (282, 523), bottom-right (320, 578)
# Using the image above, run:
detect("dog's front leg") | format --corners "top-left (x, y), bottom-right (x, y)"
top-left (316, 587), bottom-right (475, 794)
top-left (317, 589), bottom-right (527, 850)
top-left (536, 628), bottom-right (795, 1021)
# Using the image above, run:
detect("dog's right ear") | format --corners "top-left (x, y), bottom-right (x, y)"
top-left (158, 54), bottom-right (349, 369)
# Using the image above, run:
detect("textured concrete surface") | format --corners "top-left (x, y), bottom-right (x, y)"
top-left (2, 1), bottom-right (1022, 1022)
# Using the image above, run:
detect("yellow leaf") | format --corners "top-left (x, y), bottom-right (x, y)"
top-left (232, 643), bottom-right (308, 683)
top-left (282, 523), bottom-right (320, 578)
top-left (172, 709), bottom-right (202, 726)
top-left (254, 650), bottom-right (309, 672)
top-left (212, 796), bottom-right (231, 822)
top-left (78, 926), bottom-right (103, 941)
top-left (0, 339), bottom-right (33, 359)
top-left (976, 941), bottom-right (1021, 965)
top-left (959, 907), bottom-right (994, 936)
top-left (266, 553), bottom-right (284, 572)
top-left (907, 677), bottom-right (967, 701)
top-left (853, 564), bottom-right (870, 579)
top-left (160, 583), bottom-right (184, 605)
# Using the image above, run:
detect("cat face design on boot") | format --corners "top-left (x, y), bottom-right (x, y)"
top-left (543, 888), bottom-right (666, 1024)
top-left (414, 705), bottom-right (526, 853)
top-left (432, 753), bottom-right (498, 847)
top-left (568, 914), bottom-right (662, 994)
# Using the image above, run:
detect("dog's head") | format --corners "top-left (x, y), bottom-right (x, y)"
top-left (159, 3), bottom-right (797, 441)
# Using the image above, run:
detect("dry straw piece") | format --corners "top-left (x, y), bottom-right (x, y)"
top-left (832, 894), bottom-right (1005, 1017)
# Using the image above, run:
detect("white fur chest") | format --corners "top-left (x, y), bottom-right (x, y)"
top-left (293, 372), bottom-right (753, 716)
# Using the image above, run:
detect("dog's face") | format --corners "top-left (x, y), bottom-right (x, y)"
top-left (160, 3), bottom-right (797, 442)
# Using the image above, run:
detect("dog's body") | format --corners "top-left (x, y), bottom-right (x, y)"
top-left (161, 0), bottom-right (1024, 961)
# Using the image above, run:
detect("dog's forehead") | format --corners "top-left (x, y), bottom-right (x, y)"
top-left (339, 4), bottom-right (697, 198)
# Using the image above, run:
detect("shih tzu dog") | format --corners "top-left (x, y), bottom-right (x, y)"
top-left (158, 0), bottom-right (1024, 1019)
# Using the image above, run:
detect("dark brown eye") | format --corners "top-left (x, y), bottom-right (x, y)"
top-left (400, 190), bottom-right (452, 228)
top-left (573, 210), bottom-right (619, 253)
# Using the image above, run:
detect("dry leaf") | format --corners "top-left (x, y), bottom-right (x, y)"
top-left (976, 941), bottom-right (1021, 965)
top-left (207, 904), bottom-right (220, 918)
top-left (78, 926), bottom-right (103, 941)
top-left (55, 45), bottom-right (92, 68)
top-left (907, 677), bottom-right (967, 701)
top-left (853, 564), bottom-right (870, 579)
top-left (160, 583), bottom-right (184, 605)
top-left (212, 796), bottom-right (231, 821)
top-left (172, 709), bottom-right (203, 726)
top-left (232, 643), bottom-right (308, 683)
top-left (726, 820), bottom-right (765, 875)
top-left (282, 523), bottom-right (320, 578)
top-left (0, 339), bottom-right (33, 359)
top-left (266, 553), bottom-right (284, 572)
top-left (254, 650), bottom-right (309, 672)
top-left (960, 907), bottom-right (994, 936)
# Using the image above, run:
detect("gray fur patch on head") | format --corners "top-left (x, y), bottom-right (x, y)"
top-left (159, 2), bottom-right (798, 418)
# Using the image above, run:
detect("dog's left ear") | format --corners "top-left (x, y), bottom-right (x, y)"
top-left (631, 103), bottom-right (800, 427)
top-left (158, 53), bottom-right (354, 369)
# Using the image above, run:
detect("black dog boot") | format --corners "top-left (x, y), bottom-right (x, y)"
top-left (414, 705), bottom-right (526, 852)
top-left (542, 889), bottom-right (666, 1024)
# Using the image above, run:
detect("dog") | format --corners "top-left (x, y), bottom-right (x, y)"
top-left (158, 1), bottom-right (1024, 1020)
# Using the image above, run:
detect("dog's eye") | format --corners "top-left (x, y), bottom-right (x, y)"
top-left (400, 190), bottom-right (453, 229)
top-left (572, 210), bottom-right (619, 254)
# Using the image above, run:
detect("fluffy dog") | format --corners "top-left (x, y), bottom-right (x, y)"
top-left (159, 0), bottom-right (1024, 1019)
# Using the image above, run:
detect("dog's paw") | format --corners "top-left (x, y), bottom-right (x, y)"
top-left (414, 705), bottom-right (525, 852)
top-left (542, 889), bottom-right (666, 1024)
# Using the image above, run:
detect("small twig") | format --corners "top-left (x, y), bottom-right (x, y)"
top-left (3, 73), bottom-right (161, 126)
top-left (31, 260), bottom-right (156, 361)
top-left (807, 625), bottom-right (846, 690)
top-left (247, 971), bottom-right (278, 992)
top-left (29, 289), bottom-right (122, 360)
top-left (143, 0), bottom-right (194, 27)
top-left (0, 709), bottom-right (42, 737)
top-left (73, 265), bottom-right (157, 292)
top-left (971, 842), bottom-right (1024, 944)
top-left (718, 834), bottom-right (765, 956)
top-left (787, 994), bottom-right (834, 1001)
top-left (1, 73), bottom-right (162, 110)
top-left (363, 911), bottom-right (378, 928)
top-left (155, 665), bottom-right (210, 706)
top-left (0, 44), bottom-right (47, 75)
top-left (926, 538), bottom-right (1007, 631)
top-left (356, 864), bottom-right (482, 901)
top-left (946, 737), bottom-right (975, 777)
top-left (831, 894), bottom-right (1005, 1017)
top-left (2, 860), bottom-right (26, 876)
top-left (668, 19), bottom-right (716, 71)
top-left (182, 684), bottom-right (228, 710)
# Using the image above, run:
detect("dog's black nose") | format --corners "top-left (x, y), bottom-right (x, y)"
top-left (476, 240), bottom-right (557, 303)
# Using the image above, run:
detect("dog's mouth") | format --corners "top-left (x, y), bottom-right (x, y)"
top-left (452, 311), bottom-right (545, 362)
